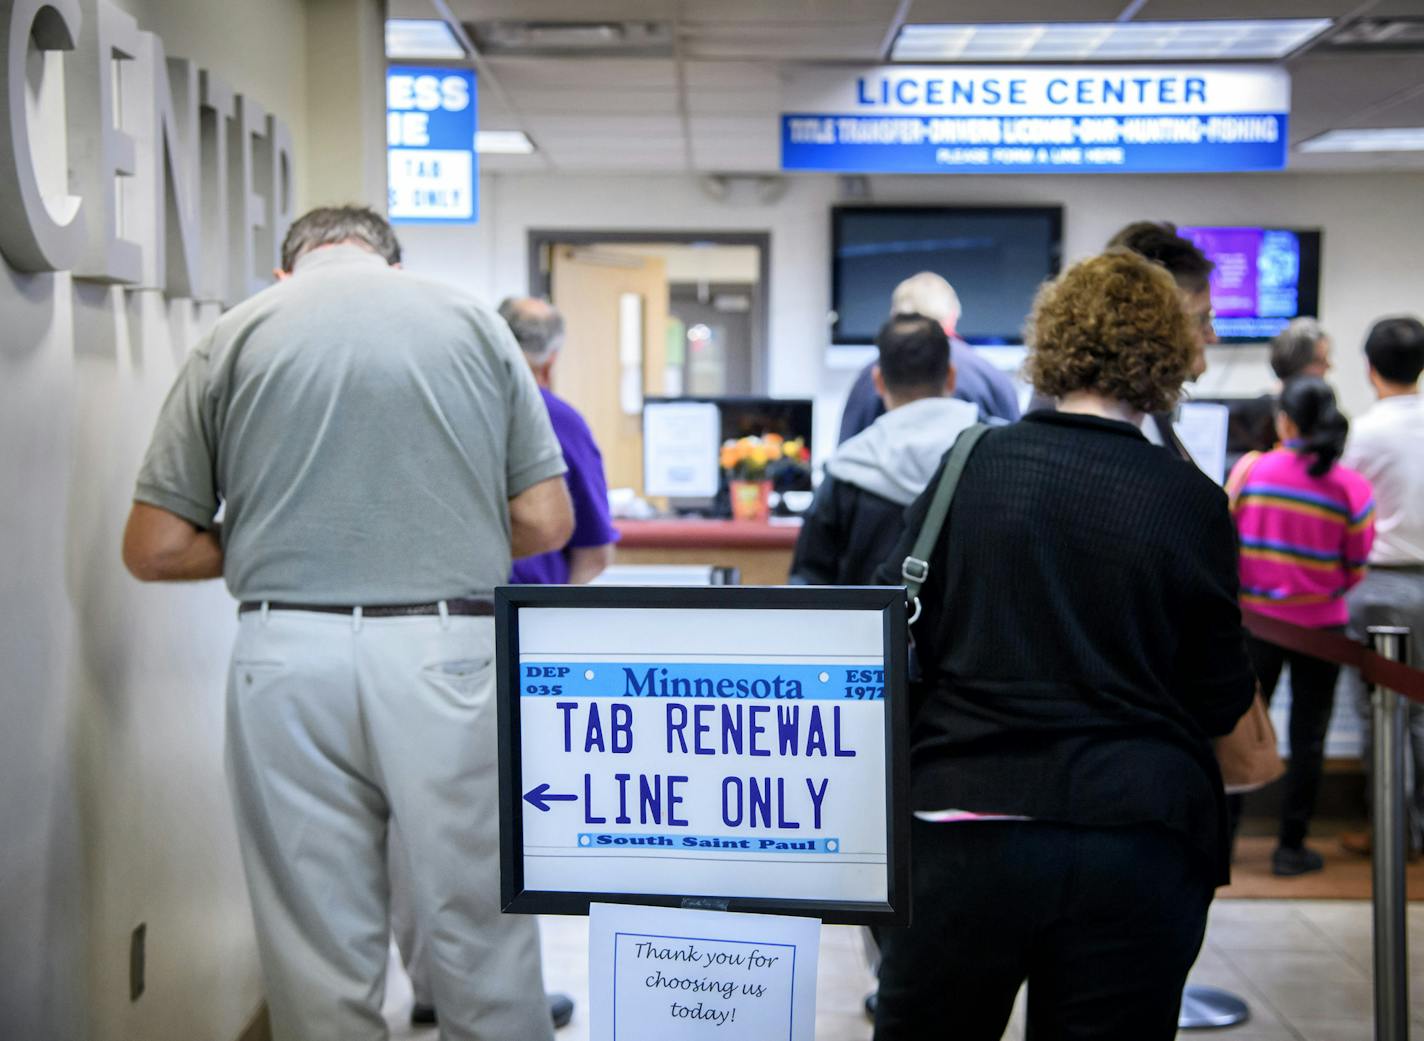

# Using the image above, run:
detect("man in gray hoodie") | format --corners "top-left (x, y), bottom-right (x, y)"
top-left (791, 314), bottom-right (979, 585)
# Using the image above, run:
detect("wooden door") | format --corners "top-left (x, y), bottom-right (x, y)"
top-left (549, 246), bottom-right (669, 494)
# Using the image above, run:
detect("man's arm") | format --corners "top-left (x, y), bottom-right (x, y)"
top-left (510, 476), bottom-right (575, 558)
top-left (568, 544), bottom-right (615, 585)
top-left (122, 502), bottom-right (224, 581)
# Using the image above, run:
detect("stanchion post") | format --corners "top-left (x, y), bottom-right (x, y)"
top-left (1367, 625), bottom-right (1410, 1041)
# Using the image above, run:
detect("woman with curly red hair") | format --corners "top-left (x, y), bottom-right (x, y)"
top-left (873, 250), bottom-right (1257, 1041)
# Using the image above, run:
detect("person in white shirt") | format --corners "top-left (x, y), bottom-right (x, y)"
top-left (1339, 316), bottom-right (1424, 858)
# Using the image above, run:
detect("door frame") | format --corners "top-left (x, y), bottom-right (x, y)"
top-left (527, 229), bottom-right (772, 395)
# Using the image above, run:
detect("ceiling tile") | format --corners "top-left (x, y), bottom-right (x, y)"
top-left (688, 115), bottom-right (775, 136)
top-left (685, 89), bottom-right (780, 115)
top-left (681, 21), bottom-right (888, 61)
top-left (521, 114), bottom-right (685, 141)
top-left (677, 0), bottom-right (902, 21)
top-left (1290, 150), bottom-right (1424, 171)
top-left (682, 60), bottom-right (782, 89)
top-left (485, 57), bottom-right (678, 88)
top-left (447, 0), bottom-right (674, 18)
top-left (1370, 0), bottom-right (1424, 14)
top-left (510, 88), bottom-right (679, 114)
top-left (541, 151), bottom-right (689, 172)
top-left (1347, 90), bottom-right (1424, 131)
top-left (1288, 52), bottom-right (1424, 141)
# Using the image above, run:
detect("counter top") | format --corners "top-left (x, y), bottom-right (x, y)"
top-left (615, 518), bottom-right (802, 550)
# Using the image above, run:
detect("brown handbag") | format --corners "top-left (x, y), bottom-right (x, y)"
top-left (1214, 685), bottom-right (1285, 794)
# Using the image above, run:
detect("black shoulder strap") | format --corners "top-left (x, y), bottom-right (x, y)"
top-left (901, 424), bottom-right (989, 622)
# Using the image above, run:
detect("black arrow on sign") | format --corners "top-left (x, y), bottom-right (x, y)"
top-left (523, 783), bottom-right (578, 812)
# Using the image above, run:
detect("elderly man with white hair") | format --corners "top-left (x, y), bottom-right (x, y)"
top-left (1270, 316), bottom-right (1333, 383)
top-left (837, 271), bottom-right (1022, 443)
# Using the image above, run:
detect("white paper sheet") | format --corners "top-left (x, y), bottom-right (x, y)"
top-left (589, 903), bottom-right (820, 1041)
top-left (642, 401), bottom-right (722, 498)
top-left (1177, 401), bottom-right (1231, 485)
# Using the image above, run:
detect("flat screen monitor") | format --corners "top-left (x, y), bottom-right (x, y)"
top-left (831, 206), bottom-right (1063, 346)
top-left (1178, 226), bottom-right (1322, 343)
top-left (642, 396), bottom-right (813, 509)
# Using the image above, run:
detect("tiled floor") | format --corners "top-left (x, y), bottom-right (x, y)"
top-left (382, 900), bottom-right (1424, 1040)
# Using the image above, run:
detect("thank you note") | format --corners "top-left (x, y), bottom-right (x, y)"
top-left (589, 903), bottom-right (819, 1041)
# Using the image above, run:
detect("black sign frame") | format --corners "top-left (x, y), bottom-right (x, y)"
top-left (496, 585), bottom-right (910, 926)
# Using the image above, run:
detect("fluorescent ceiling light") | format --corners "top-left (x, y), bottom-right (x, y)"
top-left (385, 19), bottom-right (465, 60)
top-left (1297, 127), bottom-right (1424, 153)
top-left (476, 130), bottom-right (536, 155)
top-left (892, 19), bottom-right (1332, 62)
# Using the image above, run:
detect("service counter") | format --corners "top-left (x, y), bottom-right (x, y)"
top-left (613, 519), bottom-right (800, 586)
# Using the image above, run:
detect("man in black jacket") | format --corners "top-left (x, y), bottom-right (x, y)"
top-left (791, 314), bottom-right (979, 585)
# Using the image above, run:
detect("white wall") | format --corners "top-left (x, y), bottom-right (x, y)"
top-left (0, 3), bottom-right (383, 1041)
top-left (400, 170), bottom-right (1424, 463)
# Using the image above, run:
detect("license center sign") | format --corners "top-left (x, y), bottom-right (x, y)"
top-left (781, 64), bottom-right (1290, 174)
top-left (386, 66), bottom-right (477, 223)
top-left (497, 589), bottom-right (909, 924)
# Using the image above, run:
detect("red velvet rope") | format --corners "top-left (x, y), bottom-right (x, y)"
top-left (1241, 610), bottom-right (1424, 704)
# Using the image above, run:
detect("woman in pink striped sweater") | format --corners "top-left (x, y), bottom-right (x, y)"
top-left (1226, 376), bottom-right (1375, 876)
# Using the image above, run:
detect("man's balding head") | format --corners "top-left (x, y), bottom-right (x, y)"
top-left (889, 272), bottom-right (962, 332)
top-left (498, 297), bottom-right (566, 364)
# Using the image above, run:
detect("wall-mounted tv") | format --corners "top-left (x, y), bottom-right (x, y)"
top-left (831, 206), bottom-right (1063, 346)
top-left (1178, 226), bottom-right (1322, 343)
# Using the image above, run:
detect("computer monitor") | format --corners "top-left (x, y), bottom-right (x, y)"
top-left (1187, 395), bottom-right (1278, 476)
top-left (642, 396), bottom-right (814, 513)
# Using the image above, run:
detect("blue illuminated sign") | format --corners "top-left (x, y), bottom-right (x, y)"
top-left (781, 65), bottom-right (1291, 175)
top-left (386, 65), bottom-right (477, 223)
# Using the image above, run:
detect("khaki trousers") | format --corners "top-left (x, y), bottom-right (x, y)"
top-left (225, 609), bottom-right (551, 1041)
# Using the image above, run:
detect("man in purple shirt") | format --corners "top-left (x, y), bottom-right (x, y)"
top-left (500, 296), bottom-right (619, 585)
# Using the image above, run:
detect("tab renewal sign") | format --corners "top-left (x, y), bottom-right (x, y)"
top-left (386, 66), bottom-right (477, 222)
top-left (782, 65), bottom-right (1289, 174)
top-left (497, 588), bottom-right (908, 923)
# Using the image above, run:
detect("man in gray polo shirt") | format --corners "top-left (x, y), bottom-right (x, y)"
top-left (122, 206), bottom-right (573, 1041)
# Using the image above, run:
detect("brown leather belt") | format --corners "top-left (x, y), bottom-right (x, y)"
top-left (238, 597), bottom-right (494, 618)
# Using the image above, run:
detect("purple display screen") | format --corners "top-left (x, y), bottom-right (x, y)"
top-left (1179, 226), bottom-right (1311, 341)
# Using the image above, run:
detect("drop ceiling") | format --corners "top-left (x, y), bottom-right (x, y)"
top-left (389, 0), bottom-right (1424, 174)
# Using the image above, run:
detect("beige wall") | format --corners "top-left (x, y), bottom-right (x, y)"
top-left (306, 0), bottom-right (390, 209)
top-left (0, 3), bottom-right (385, 1040)
top-left (399, 170), bottom-right (1424, 462)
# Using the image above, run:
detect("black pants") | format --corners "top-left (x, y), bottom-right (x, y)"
top-left (874, 819), bottom-right (1211, 1041)
top-left (1238, 631), bottom-right (1341, 849)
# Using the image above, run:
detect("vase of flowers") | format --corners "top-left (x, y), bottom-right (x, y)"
top-left (720, 434), bottom-right (811, 522)
top-left (728, 477), bottom-right (770, 522)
